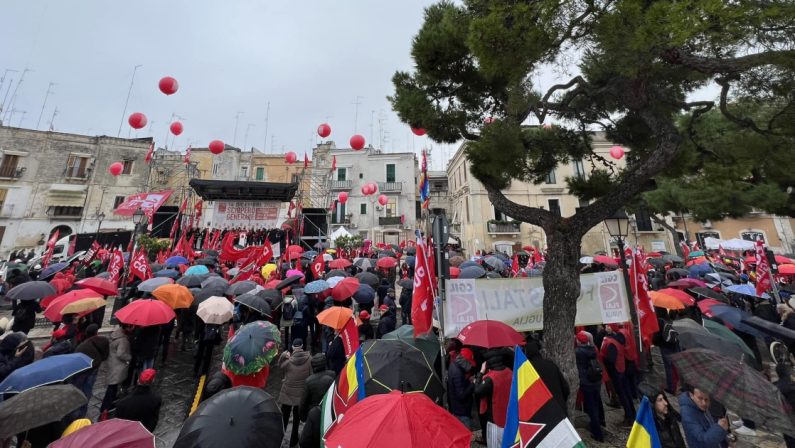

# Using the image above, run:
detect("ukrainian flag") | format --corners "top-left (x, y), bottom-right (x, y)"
top-left (627, 396), bottom-right (662, 448)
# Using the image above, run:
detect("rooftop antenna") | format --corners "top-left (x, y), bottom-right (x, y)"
top-left (243, 123), bottom-right (255, 151)
top-left (263, 101), bottom-right (270, 154)
top-left (232, 111), bottom-right (243, 147)
top-left (117, 64), bottom-right (142, 137)
top-left (369, 110), bottom-right (375, 145)
top-left (48, 106), bottom-right (58, 131)
top-left (0, 69), bottom-right (19, 118)
top-left (352, 96), bottom-right (363, 133)
top-left (3, 68), bottom-right (31, 123)
top-left (36, 82), bottom-right (55, 130)
top-left (14, 110), bottom-right (27, 127)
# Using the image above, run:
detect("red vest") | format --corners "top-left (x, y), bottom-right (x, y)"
top-left (618, 328), bottom-right (638, 362)
top-left (479, 368), bottom-right (513, 427)
top-left (600, 336), bottom-right (626, 373)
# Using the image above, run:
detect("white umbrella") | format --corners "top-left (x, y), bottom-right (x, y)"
top-left (327, 276), bottom-right (345, 288)
top-left (197, 296), bottom-right (234, 325)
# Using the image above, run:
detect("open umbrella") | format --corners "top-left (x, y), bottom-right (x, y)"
top-left (647, 258), bottom-right (668, 268)
top-left (6, 281), bottom-right (57, 301)
top-left (193, 285), bottom-right (227, 305)
top-left (383, 325), bottom-right (441, 362)
top-left (328, 258), bottom-right (352, 269)
top-left (459, 260), bottom-right (479, 269)
top-left (702, 319), bottom-right (755, 358)
top-left (378, 250), bottom-right (397, 258)
top-left (353, 284), bottom-right (376, 304)
top-left (649, 291), bottom-right (685, 310)
top-left (457, 320), bottom-right (524, 348)
top-left (154, 269), bottom-right (180, 279)
top-left (667, 278), bottom-right (706, 289)
top-left (165, 255), bottom-right (188, 266)
top-left (687, 263), bottom-right (712, 278)
top-left (305, 279), bottom-right (330, 294)
top-left (708, 305), bottom-right (765, 337)
top-left (458, 266), bottom-right (486, 279)
top-left (355, 272), bottom-right (379, 287)
top-left (50, 419), bottom-right (155, 448)
top-left (227, 280), bottom-right (259, 297)
top-left (725, 284), bottom-right (770, 299)
top-left (688, 287), bottom-right (728, 302)
top-left (332, 277), bottom-right (360, 301)
top-left (317, 306), bottom-right (354, 330)
top-left (275, 275), bottom-right (303, 290)
top-left (579, 256), bottom-right (595, 264)
top-left (257, 288), bottom-right (282, 303)
top-left (223, 321), bottom-right (280, 375)
top-left (697, 298), bottom-right (725, 316)
top-left (75, 277), bottom-right (119, 296)
top-left (325, 269), bottom-right (348, 279)
top-left (39, 262), bottom-right (69, 280)
top-left (742, 316), bottom-right (795, 343)
top-left (194, 258), bottom-right (217, 266)
top-left (327, 276), bottom-right (345, 288)
top-left (593, 255), bottom-right (618, 267)
top-left (301, 250), bottom-right (319, 260)
top-left (656, 288), bottom-right (696, 306)
top-left (358, 339), bottom-right (444, 403)
top-left (175, 387), bottom-right (283, 448)
top-left (235, 292), bottom-right (272, 317)
top-left (667, 268), bottom-right (689, 278)
top-left (115, 299), bottom-right (176, 327)
top-left (59, 297), bottom-right (106, 318)
top-left (0, 353), bottom-right (93, 394)
top-left (353, 258), bottom-right (374, 270)
top-left (197, 296), bottom-right (234, 325)
top-left (137, 277), bottom-right (174, 293)
top-left (376, 257), bottom-right (398, 269)
top-left (324, 391), bottom-right (470, 448)
top-left (672, 349), bottom-right (795, 434)
top-left (152, 283), bottom-right (194, 309)
top-left (484, 257), bottom-right (506, 271)
top-left (398, 278), bottom-right (413, 289)
top-left (672, 319), bottom-right (753, 363)
top-left (201, 276), bottom-right (229, 290)
top-left (185, 265), bottom-right (210, 276)
top-left (43, 289), bottom-right (102, 320)
top-left (177, 274), bottom-right (207, 288)
top-left (0, 385), bottom-right (86, 439)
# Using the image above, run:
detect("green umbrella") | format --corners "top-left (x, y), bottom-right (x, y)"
top-left (382, 325), bottom-right (441, 362)
top-left (702, 319), bottom-right (755, 358)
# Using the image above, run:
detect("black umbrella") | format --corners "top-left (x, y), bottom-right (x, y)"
top-left (662, 254), bottom-right (684, 263)
top-left (688, 287), bottom-right (729, 302)
top-left (193, 285), bottom-right (226, 305)
top-left (174, 387), bottom-right (283, 448)
top-left (485, 271), bottom-right (502, 279)
top-left (325, 269), bottom-right (348, 279)
top-left (178, 275), bottom-right (208, 288)
top-left (227, 281), bottom-right (259, 297)
top-left (203, 249), bottom-right (220, 257)
top-left (275, 275), bottom-right (303, 290)
top-left (459, 266), bottom-right (486, 279)
top-left (354, 284), bottom-right (376, 304)
top-left (356, 272), bottom-right (380, 287)
top-left (0, 384), bottom-right (86, 439)
top-left (235, 292), bottom-right (273, 317)
top-left (406, 247), bottom-right (416, 256)
top-left (195, 258), bottom-right (217, 266)
top-left (398, 279), bottom-right (413, 289)
top-left (742, 316), bottom-right (795, 343)
top-left (672, 319), bottom-right (755, 365)
top-left (647, 258), bottom-right (668, 268)
top-left (378, 250), bottom-right (397, 258)
top-left (5, 281), bottom-right (57, 301)
top-left (257, 288), bottom-right (283, 303)
top-left (358, 339), bottom-right (444, 404)
top-left (667, 268), bottom-right (689, 277)
top-left (150, 263), bottom-right (164, 273)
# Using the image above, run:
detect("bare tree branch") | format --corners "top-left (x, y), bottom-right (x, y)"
top-left (662, 49), bottom-right (795, 74)
top-left (483, 183), bottom-right (556, 229)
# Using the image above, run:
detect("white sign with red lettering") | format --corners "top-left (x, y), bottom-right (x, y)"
top-left (212, 201), bottom-right (283, 228)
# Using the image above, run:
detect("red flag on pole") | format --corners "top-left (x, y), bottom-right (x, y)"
top-left (304, 153), bottom-right (309, 169)
top-left (511, 253), bottom-right (519, 277)
top-left (331, 155), bottom-right (337, 171)
top-left (340, 316), bottom-right (360, 357)
top-left (81, 241), bottom-right (101, 267)
top-left (107, 249), bottom-right (124, 285)
top-left (129, 249), bottom-right (152, 282)
top-left (679, 240), bottom-right (690, 259)
top-left (629, 248), bottom-right (659, 345)
top-left (144, 142), bottom-right (155, 163)
top-left (194, 200), bottom-right (203, 227)
top-left (755, 239), bottom-right (772, 296)
top-left (311, 254), bottom-right (324, 280)
top-left (411, 234), bottom-right (435, 337)
top-left (41, 230), bottom-right (60, 267)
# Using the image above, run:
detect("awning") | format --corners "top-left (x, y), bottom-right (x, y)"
top-left (47, 184), bottom-right (87, 207)
top-left (189, 179), bottom-right (298, 202)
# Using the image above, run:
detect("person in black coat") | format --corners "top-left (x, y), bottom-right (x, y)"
top-left (775, 363), bottom-right (795, 447)
top-left (115, 368), bottom-right (162, 433)
top-left (575, 331), bottom-right (605, 442)
top-left (0, 332), bottom-right (34, 382)
top-left (640, 386), bottom-right (686, 448)
top-left (447, 347), bottom-right (476, 427)
top-left (358, 311), bottom-right (374, 341)
top-left (129, 324), bottom-right (161, 385)
top-left (376, 305), bottom-right (397, 338)
top-left (377, 279), bottom-right (390, 306)
top-left (326, 333), bottom-right (346, 376)
top-left (299, 406), bottom-right (322, 448)
top-left (11, 299), bottom-right (41, 334)
top-left (399, 287), bottom-right (412, 325)
top-left (299, 354), bottom-right (335, 422)
top-left (524, 338), bottom-right (570, 414)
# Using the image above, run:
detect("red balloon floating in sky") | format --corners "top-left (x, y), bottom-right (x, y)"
top-left (158, 76), bottom-right (179, 95)
top-left (317, 123), bottom-right (331, 138)
top-left (285, 152), bottom-right (298, 164)
top-left (128, 112), bottom-right (147, 129)
top-left (209, 140), bottom-right (225, 155)
top-left (109, 162), bottom-right (123, 176)
top-left (377, 194), bottom-right (389, 206)
top-left (169, 121), bottom-right (183, 136)
top-left (411, 127), bottom-right (426, 136)
top-left (361, 185), bottom-right (370, 195)
top-left (338, 192), bottom-right (349, 204)
top-left (609, 145), bottom-right (625, 160)
top-left (350, 134), bottom-right (365, 150)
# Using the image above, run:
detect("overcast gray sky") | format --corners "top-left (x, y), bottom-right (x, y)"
top-left (1, 0), bottom-right (461, 168)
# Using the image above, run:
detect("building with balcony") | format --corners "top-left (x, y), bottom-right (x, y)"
top-left (0, 125), bottom-right (152, 257)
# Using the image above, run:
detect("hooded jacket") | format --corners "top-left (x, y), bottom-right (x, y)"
top-left (447, 354), bottom-right (475, 416)
top-left (278, 348), bottom-right (313, 406)
top-left (75, 334), bottom-right (110, 370)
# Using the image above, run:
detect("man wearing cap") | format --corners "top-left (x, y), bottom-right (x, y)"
top-left (278, 338), bottom-right (312, 447)
top-left (115, 368), bottom-right (162, 432)
top-left (376, 304), bottom-right (396, 339)
top-left (357, 310), bottom-right (374, 341)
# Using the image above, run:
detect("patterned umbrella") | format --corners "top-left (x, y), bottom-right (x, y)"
top-left (223, 321), bottom-right (280, 375)
top-left (305, 279), bottom-right (330, 294)
top-left (0, 385), bottom-right (86, 439)
top-left (672, 349), bottom-right (795, 434)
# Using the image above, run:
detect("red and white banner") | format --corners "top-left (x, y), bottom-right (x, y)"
top-left (113, 190), bottom-right (174, 223)
top-left (755, 239), bottom-right (772, 296)
top-left (411, 234), bottom-right (435, 337)
top-left (144, 142), bottom-right (155, 163)
top-left (129, 249), bottom-right (152, 283)
top-left (311, 254), bottom-right (324, 280)
top-left (629, 248), bottom-right (659, 345)
top-left (81, 241), bottom-right (101, 267)
top-left (41, 230), bottom-right (61, 267)
top-left (212, 200), bottom-right (282, 229)
top-left (340, 316), bottom-right (360, 357)
top-left (107, 249), bottom-right (124, 285)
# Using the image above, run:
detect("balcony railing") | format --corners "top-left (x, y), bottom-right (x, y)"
top-left (0, 166), bottom-right (24, 179)
top-left (379, 216), bottom-right (402, 226)
top-left (378, 182), bottom-right (402, 192)
top-left (330, 180), bottom-right (353, 190)
top-left (487, 221), bottom-right (521, 234)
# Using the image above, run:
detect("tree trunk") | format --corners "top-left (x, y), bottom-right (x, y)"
top-left (652, 214), bottom-right (682, 256)
top-left (540, 226), bottom-right (585, 414)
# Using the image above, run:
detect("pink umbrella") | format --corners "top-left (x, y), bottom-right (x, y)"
top-left (667, 278), bottom-right (707, 289)
top-left (50, 419), bottom-right (155, 448)
top-left (286, 269), bottom-right (304, 278)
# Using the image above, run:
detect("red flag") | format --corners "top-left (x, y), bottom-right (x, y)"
top-left (156, 250), bottom-right (167, 264)
top-left (304, 153), bottom-right (309, 169)
top-left (719, 245), bottom-right (726, 257)
top-left (144, 141), bottom-right (155, 163)
top-left (184, 145), bottom-right (192, 165)
top-left (331, 155), bottom-right (337, 171)
top-left (194, 200), bottom-right (203, 225)
top-left (107, 249), bottom-right (124, 285)
top-left (679, 239), bottom-right (691, 259)
top-left (411, 236), bottom-right (435, 337)
top-left (261, 240), bottom-right (274, 265)
top-left (755, 239), bottom-right (772, 296)
top-left (67, 235), bottom-right (77, 257)
top-left (186, 235), bottom-right (196, 263)
top-left (41, 230), bottom-right (61, 267)
top-left (340, 316), bottom-right (360, 356)
top-left (287, 201), bottom-right (296, 219)
top-left (81, 241), bottom-right (101, 267)
top-left (511, 253), bottom-right (519, 277)
top-left (129, 249), bottom-right (152, 282)
top-left (311, 254), bottom-right (325, 279)
top-left (629, 248), bottom-right (659, 345)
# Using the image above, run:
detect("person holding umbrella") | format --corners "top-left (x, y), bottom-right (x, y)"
top-left (99, 324), bottom-right (133, 415)
top-left (678, 385), bottom-right (729, 447)
top-left (71, 324), bottom-right (109, 418)
top-left (278, 338), bottom-right (312, 447)
top-left (358, 311), bottom-right (374, 341)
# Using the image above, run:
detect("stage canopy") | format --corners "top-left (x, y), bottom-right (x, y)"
top-left (189, 179), bottom-right (298, 202)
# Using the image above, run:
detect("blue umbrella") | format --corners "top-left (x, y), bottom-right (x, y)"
top-left (405, 256), bottom-right (416, 268)
top-left (459, 260), bottom-right (479, 269)
top-left (185, 265), bottom-right (210, 276)
top-left (165, 256), bottom-right (188, 266)
top-left (301, 251), bottom-right (319, 260)
top-left (155, 269), bottom-right (180, 279)
top-left (305, 279), bottom-right (330, 294)
top-left (0, 353), bottom-right (93, 394)
top-left (354, 284), bottom-right (376, 304)
top-left (687, 263), bottom-right (712, 278)
top-left (708, 305), bottom-right (765, 338)
top-left (459, 266), bottom-right (486, 279)
top-left (39, 262), bottom-right (69, 280)
top-left (725, 284), bottom-right (770, 299)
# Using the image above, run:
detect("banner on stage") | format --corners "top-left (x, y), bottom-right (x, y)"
top-left (442, 272), bottom-right (630, 337)
top-left (212, 200), bottom-right (283, 228)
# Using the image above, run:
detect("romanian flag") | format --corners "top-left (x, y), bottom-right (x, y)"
top-left (502, 347), bottom-right (584, 448)
top-left (332, 345), bottom-right (366, 416)
top-left (418, 149), bottom-right (430, 209)
top-left (626, 397), bottom-right (661, 448)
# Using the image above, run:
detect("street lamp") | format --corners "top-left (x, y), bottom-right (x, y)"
top-left (95, 211), bottom-right (106, 234)
top-left (132, 208), bottom-right (147, 227)
top-left (604, 210), bottom-right (646, 369)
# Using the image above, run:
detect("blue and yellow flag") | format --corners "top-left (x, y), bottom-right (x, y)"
top-left (627, 396), bottom-right (661, 448)
top-left (332, 346), bottom-right (366, 415)
top-left (418, 150), bottom-right (430, 209)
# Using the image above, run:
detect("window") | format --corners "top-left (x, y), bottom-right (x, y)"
top-left (465, 196), bottom-right (470, 223)
top-left (545, 169), bottom-right (556, 184)
top-left (337, 168), bottom-right (347, 181)
top-left (360, 203), bottom-right (367, 215)
top-left (696, 231), bottom-right (721, 248)
top-left (240, 166), bottom-right (249, 179)
top-left (333, 202), bottom-right (347, 224)
top-left (740, 231), bottom-right (765, 243)
top-left (0, 155), bottom-right (18, 178)
top-left (291, 174), bottom-right (300, 183)
top-left (66, 155), bottom-right (89, 178)
top-left (359, 173), bottom-right (363, 179)
top-left (255, 167), bottom-right (264, 181)
top-left (573, 159), bottom-right (586, 179)
top-left (463, 163), bottom-right (467, 181)
top-left (493, 206), bottom-right (510, 221)
top-left (548, 199), bottom-right (561, 217)
top-left (0, 189), bottom-right (7, 212)
top-left (634, 207), bottom-right (654, 232)
top-left (386, 164), bottom-right (396, 183)
top-left (49, 206), bottom-right (83, 217)
top-left (122, 160), bottom-right (133, 175)
top-left (113, 196), bottom-right (126, 210)
top-left (212, 164), bottom-right (219, 175)
top-left (386, 198), bottom-right (397, 217)
top-left (578, 197), bottom-right (590, 208)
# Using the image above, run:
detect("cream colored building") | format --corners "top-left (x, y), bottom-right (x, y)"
top-left (673, 214), bottom-right (795, 254)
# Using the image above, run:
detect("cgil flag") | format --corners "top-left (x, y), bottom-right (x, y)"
top-left (411, 231), bottom-right (435, 338)
top-left (626, 397), bottom-right (661, 448)
top-left (502, 346), bottom-right (584, 448)
top-left (754, 239), bottom-right (772, 297)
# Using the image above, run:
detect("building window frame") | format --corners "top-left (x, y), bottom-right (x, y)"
top-left (386, 164), bottom-right (396, 183)
top-left (121, 159), bottom-right (134, 175)
top-left (255, 167), bottom-right (265, 181)
top-left (66, 154), bottom-right (90, 178)
top-left (545, 169), bottom-right (556, 185)
top-left (360, 203), bottom-right (367, 215)
top-left (740, 230), bottom-right (766, 243)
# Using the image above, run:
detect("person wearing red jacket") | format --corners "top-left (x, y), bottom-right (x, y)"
top-left (600, 323), bottom-right (636, 427)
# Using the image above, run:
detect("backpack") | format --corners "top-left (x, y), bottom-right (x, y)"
top-left (586, 358), bottom-right (603, 382)
top-left (203, 324), bottom-right (220, 342)
top-left (282, 299), bottom-right (296, 321)
top-left (663, 322), bottom-right (679, 346)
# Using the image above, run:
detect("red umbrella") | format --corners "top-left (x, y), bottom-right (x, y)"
top-left (324, 391), bottom-right (470, 448)
top-left (115, 299), bottom-right (176, 327)
top-left (697, 298), bottom-right (724, 317)
top-left (42, 290), bottom-right (103, 321)
top-left (332, 277), bottom-right (360, 301)
top-left (778, 264), bottom-right (795, 275)
top-left (287, 245), bottom-right (303, 254)
top-left (450, 266), bottom-right (460, 279)
top-left (657, 288), bottom-right (696, 306)
top-left (49, 418), bottom-right (155, 448)
top-left (328, 258), bottom-right (352, 269)
top-left (376, 257), bottom-right (398, 269)
top-left (593, 255), bottom-right (618, 267)
top-left (457, 320), bottom-right (524, 348)
top-left (75, 277), bottom-right (119, 296)
top-left (745, 255), bottom-right (793, 265)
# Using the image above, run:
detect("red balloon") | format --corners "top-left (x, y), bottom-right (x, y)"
top-left (411, 127), bottom-right (426, 136)
top-left (169, 121), bottom-right (183, 136)
top-left (209, 140), bottom-right (225, 155)
top-left (369, 182), bottom-right (378, 194)
top-left (285, 152), bottom-right (298, 164)
top-left (361, 185), bottom-right (370, 195)
top-left (317, 123), bottom-right (331, 138)
top-left (377, 194), bottom-right (389, 206)
top-left (609, 145), bottom-right (625, 160)
top-left (128, 112), bottom-right (147, 129)
top-left (109, 162), bottom-right (123, 176)
top-left (338, 192), bottom-right (349, 204)
top-left (350, 134), bottom-right (365, 150)
top-left (158, 76), bottom-right (179, 95)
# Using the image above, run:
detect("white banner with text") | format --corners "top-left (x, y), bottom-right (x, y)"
top-left (212, 201), bottom-right (283, 229)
